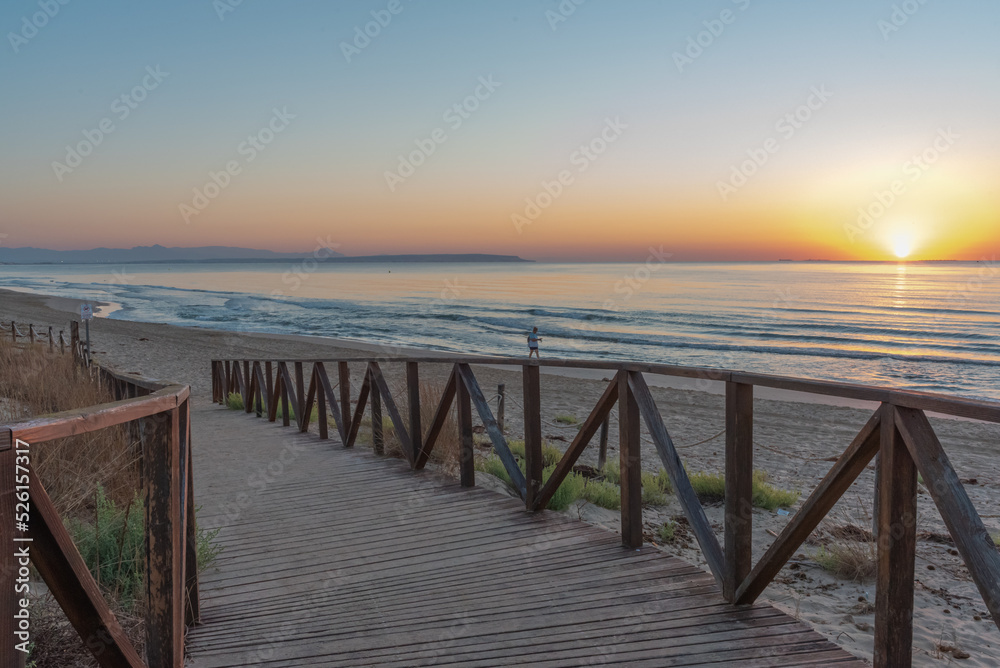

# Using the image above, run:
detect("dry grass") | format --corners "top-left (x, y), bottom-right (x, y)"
top-left (419, 381), bottom-right (460, 473)
top-left (1, 339), bottom-right (144, 665)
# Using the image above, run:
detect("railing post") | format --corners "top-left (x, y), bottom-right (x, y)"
top-left (0, 444), bottom-right (26, 668)
top-left (618, 370), bottom-right (642, 548)
top-left (180, 398), bottom-right (200, 627)
top-left (522, 366), bottom-right (543, 510)
top-left (456, 369), bottom-right (475, 487)
top-left (597, 417), bottom-right (609, 470)
top-left (316, 365), bottom-right (329, 440)
top-left (143, 409), bottom-right (184, 666)
top-left (407, 362), bottom-right (422, 465)
top-left (339, 362), bottom-right (351, 435)
top-left (724, 381), bottom-right (754, 602)
top-left (265, 361), bottom-right (274, 415)
top-left (294, 362), bottom-right (305, 429)
top-left (371, 369), bottom-right (384, 455)
top-left (873, 402), bottom-right (917, 668)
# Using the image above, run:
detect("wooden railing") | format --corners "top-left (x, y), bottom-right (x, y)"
top-left (214, 355), bottom-right (1000, 667)
top-left (0, 320), bottom-right (70, 355)
top-left (1, 365), bottom-right (198, 668)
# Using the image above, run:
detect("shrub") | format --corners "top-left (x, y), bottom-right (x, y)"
top-left (751, 471), bottom-right (799, 510)
top-left (226, 392), bottom-right (244, 411)
top-left (66, 488), bottom-right (145, 606)
top-left (601, 460), bottom-right (621, 485)
top-left (657, 521), bottom-right (677, 543)
top-left (641, 469), bottom-right (672, 506)
top-left (420, 381), bottom-right (459, 472)
top-left (689, 471), bottom-right (726, 503)
top-left (815, 541), bottom-right (876, 582)
top-left (508, 439), bottom-right (563, 468)
top-left (554, 414), bottom-right (579, 425)
top-left (476, 455), bottom-right (513, 486)
top-left (993, 533), bottom-right (999, 548)
top-left (581, 479), bottom-right (620, 510)
top-left (543, 465), bottom-right (585, 511)
top-left (688, 470), bottom-right (798, 510)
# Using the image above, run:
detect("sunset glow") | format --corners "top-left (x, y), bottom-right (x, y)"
top-left (1, 1), bottom-right (998, 261)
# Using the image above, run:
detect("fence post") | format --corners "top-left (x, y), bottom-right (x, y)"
top-left (28, 325), bottom-right (35, 345)
top-left (48, 326), bottom-right (54, 352)
top-left (371, 369), bottom-right (384, 455)
top-left (59, 330), bottom-right (65, 355)
top-left (456, 370), bottom-right (475, 487)
top-left (522, 367), bottom-right (543, 510)
top-left (339, 362), bottom-right (351, 435)
top-left (724, 381), bottom-right (754, 602)
top-left (407, 362), bottom-right (422, 464)
top-left (873, 403), bottom-right (917, 668)
top-left (143, 409), bottom-right (184, 666)
top-left (618, 370), bottom-right (642, 548)
top-left (597, 417), bottom-right (610, 470)
top-left (0, 443), bottom-right (26, 668)
top-left (12, 321), bottom-right (18, 343)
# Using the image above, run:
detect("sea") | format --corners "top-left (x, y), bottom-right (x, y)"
top-left (1, 260), bottom-right (998, 402)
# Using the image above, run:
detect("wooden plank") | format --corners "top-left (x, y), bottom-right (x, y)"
top-left (629, 371), bottom-right (724, 583)
top-left (533, 376), bottom-right (618, 511)
top-left (339, 362), bottom-right (351, 437)
top-left (522, 364), bottom-right (543, 510)
top-left (143, 409), bottom-right (185, 667)
top-left (724, 381), bottom-right (753, 602)
top-left (369, 362), bottom-right (412, 462)
top-left (407, 362), bottom-right (422, 465)
top-left (213, 356), bottom-right (1000, 424)
top-left (456, 364), bottom-right (526, 499)
top-left (456, 372), bottom-right (475, 487)
top-left (345, 372), bottom-right (371, 448)
top-left (10, 388), bottom-right (184, 444)
top-left (736, 408), bottom-right (881, 604)
top-left (873, 403), bottom-right (917, 668)
top-left (619, 371), bottom-right (643, 549)
top-left (316, 363), bottom-right (346, 444)
top-left (895, 405), bottom-right (1000, 631)
top-left (415, 370), bottom-right (457, 469)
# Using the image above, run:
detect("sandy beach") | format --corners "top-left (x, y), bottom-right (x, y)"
top-left (3, 287), bottom-right (999, 665)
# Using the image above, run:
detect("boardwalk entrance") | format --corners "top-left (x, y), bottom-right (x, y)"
top-left (185, 402), bottom-right (862, 666)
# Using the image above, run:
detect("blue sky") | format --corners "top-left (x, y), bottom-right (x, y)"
top-left (2, 0), bottom-right (998, 260)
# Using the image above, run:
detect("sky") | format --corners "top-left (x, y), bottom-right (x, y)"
top-left (1, 0), bottom-right (998, 262)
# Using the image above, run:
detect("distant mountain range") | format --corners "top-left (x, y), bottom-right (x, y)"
top-left (0, 245), bottom-right (531, 264)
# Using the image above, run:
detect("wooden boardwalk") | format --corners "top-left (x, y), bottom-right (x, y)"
top-left (185, 402), bottom-right (865, 667)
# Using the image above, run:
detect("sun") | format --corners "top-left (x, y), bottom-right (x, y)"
top-left (891, 232), bottom-right (914, 259)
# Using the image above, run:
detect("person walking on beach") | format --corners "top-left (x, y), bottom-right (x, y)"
top-left (527, 326), bottom-right (542, 358)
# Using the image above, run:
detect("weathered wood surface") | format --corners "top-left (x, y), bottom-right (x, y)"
top-left (186, 403), bottom-right (864, 667)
